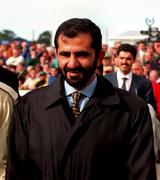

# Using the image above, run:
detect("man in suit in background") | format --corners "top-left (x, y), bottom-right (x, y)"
top-left (0, 67), bottom-right (19, 180)
top-left (104, 43), bottom-right (156, 110)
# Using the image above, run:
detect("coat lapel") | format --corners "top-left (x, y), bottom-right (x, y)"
top-left (43, 75), bottom-right (121, 177)
top-left (112, 72), bottom-right (119, 88)
top-left (57, 76), bottom-right (121, 176)
top-left (129, 74), bottom-right (138, 95)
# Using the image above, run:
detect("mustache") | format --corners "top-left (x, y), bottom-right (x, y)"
top-left (121, 63), bottom-right (129, 66)
top-left (64, 66), bottom-right (85, 73)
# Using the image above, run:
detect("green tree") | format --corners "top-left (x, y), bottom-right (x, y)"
top-left (37, 31), bottom-right (51, 46)
top-left (0, 30), bottom-right (17, 41)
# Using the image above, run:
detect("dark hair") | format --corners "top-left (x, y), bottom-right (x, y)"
top-left (54, 18), bottom-right (102, 56)
top-left (117, 43), bottom-right (137, 59)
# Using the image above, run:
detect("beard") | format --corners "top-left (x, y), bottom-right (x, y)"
top-left (60, 61), bottom-right (97, 89)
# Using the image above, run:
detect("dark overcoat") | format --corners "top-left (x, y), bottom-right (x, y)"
top-left (6, 75), bottom-right (156, 180)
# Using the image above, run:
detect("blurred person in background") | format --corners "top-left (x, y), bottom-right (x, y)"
top-left (131, 60), bottom-right (144, 76)
top-left (143, 51), bottom-right (155, 65)
top-left (25, 47), bottom-right (40, 67)
top-left (0, 67), bottom-right (19, 180)
top-left (15, 62), bottom-right (28, 88)
top-left (152, 40), bottom-right (160, 74)
top-left (136, 41), bottom-right (146, 63)
top-left (0, 58), bottom-right (5, 67)
top-left (34, 64), bottom-right (43, 75)
top-left (102, 52), bottom-right (114, 75)
top-left (153, 40), bottom-right (160, 57)
top-left (143, 61), bottom-right (152, 79)
top-left (148, 73), bottom-right (160, 120)
top-left (46, 46), bottom-right (56, 61)
top-left (35, 71), bottom-right (48, 88)
top-left (39, 55), bottom-right (49, 69)
top-left (101, 43), bottom-right (108, 53)
top-left (5, 45), bottom-right (24, 67)
top-left (21, 41), bottom-right (30, 60)
top-left (20, 68), bottom-right (39, 90)
top-left (48, 66), bottom-right (59, 85)
top-left (149, 69), bottom-right (160, 84)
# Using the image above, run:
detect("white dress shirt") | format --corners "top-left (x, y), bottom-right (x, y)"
top-left (117, 69), bottom-right (132, 91)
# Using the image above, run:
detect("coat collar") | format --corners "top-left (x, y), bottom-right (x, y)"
top-left (93, 75), bottom-right (120, 105)
top-left (44, 75), bottom-right (121, 109)
top-left (44, 75), bottom-right (65, 109)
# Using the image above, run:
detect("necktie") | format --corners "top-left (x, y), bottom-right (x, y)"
top-left (71, 91), bottom-right (82, 118)
top-left (121, 77), bottom-right (127, 90)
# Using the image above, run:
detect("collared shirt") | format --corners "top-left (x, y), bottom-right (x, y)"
top-left (117, 69), bottom-right (132, 91)
top-left (64, 76), bottom-right (97, 112)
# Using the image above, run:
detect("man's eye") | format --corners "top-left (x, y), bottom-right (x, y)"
top-left (76, 52), bottom-right (90, 57)
top-left (59, 52), bottom-right (70, 57)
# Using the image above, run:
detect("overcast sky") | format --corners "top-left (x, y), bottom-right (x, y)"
top-left (0, 0), bottom-right (160, 42)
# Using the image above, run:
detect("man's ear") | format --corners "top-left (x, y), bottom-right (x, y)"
top-left (96, 50), bottom-right (105, 67)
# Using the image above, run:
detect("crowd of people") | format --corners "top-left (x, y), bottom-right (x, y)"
top-left (0, 18), bottom-right (160, 179)
top-left (0, 34), bottom-right (160, 88)
top-left (0, 35), bottom-right (160, 120)
top-left (0, 37), bottom-right (160, 89)
top-left (0, 41), bottom-right (59, 90)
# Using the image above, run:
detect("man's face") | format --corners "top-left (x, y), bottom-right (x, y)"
top-left (154, 42), bottom-right (160, 54)
top-left (131, 63), bottom-right (144, 76)
top-left (117, 51), bottom-right (135, 75)
top-left (56, 33), bottom-right (100, 89)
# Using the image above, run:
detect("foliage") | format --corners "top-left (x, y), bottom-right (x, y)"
top-left (37, 31), bottom-right (52, 46)
top-left (0, 30), bottom-right (17, 41)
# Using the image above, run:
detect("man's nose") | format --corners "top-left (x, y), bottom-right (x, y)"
top-left (121, 58), bottom-right (128, 63)
top-left (67, 55), bottom-right (79, 68)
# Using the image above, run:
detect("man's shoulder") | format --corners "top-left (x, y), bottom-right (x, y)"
top-left (104, 72), bottom-right (116, 77)
top-left (132, 74), bottom-right (151, 85)
top-left (19, 76), bottom-right (62, 105)
top-left (104, 72), bottom-right (116, 81)
top-left (99, 76), bottom-right (147, 110)
top-left (19, 85), bottom-right (51, 105)
top-left (115, 87), bottom-right (148, 111)
top-left (0, 66), bottom-right (16, 76)
top-left (132, 73), bottom-right (149, 81)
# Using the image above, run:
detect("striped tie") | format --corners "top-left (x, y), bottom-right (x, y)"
top-left (71, 91), bottom-right (81, 119)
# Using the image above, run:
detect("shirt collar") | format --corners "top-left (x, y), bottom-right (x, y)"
top-left (117, 68), bottom-right (132, 80)
top-left (64, 76), bottom-right (97, 98)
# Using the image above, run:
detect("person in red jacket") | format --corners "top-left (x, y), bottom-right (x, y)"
top-left (151, 81), bottom-right (160, 120)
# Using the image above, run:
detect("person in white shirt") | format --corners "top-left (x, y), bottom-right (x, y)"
top-left (6, 46), bottom-right (24, 66)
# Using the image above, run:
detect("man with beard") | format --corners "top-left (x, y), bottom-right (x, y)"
top-left (6, 19), bottom-right (156, 180)
top-left (104, 43), bottom-right (156, 110)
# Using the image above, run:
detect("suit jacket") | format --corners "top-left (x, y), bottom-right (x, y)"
top-left (104, 72), bottom-right (156, 110)
top-left (6, 75), bottom-right (156, 180)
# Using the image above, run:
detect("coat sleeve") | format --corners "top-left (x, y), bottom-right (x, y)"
top-left (5, 101), bottom-right (37, 180)
top-left (0, 90), bottom-right (14, 180)
top-left (126, 103), bottom-right (157, 180)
